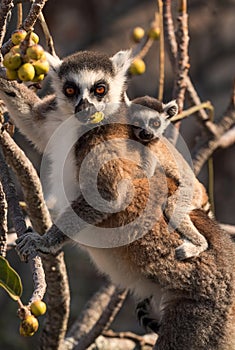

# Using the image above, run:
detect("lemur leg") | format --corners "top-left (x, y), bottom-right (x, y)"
top-left (165, 186), bottom-right (208, 260)
top-left (0, 77), bottom-right (56, 152)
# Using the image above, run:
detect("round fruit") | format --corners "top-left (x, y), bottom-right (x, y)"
top-left (20, 315), bottom-right (39, 336)
top-left (10, 45), bottom-right (20, 54)
top-left (30, 300), bottom-right (47, 316)
top-left (33, 59), bottom-right (49, 75)
top-left (32, 74), bottom-right (45, 82)
top-left (11, 29), bottom-right (27, 45)
top-left (148, 27), bottom-right (160, 40)
top-left (132, 26), bottom-right (145, 42)
top-left (129, 58), bottom-right (146, 75)
top-left (26, 45), bottom-right (44, 60)
top-left (17, 63), bottom-right (35, 81)
top-left (30, 32), bottom-right (39, 44)
top-left (6, 69), bottom-right (18, 80)
top-left (3, 52), bottom-right (22, 70)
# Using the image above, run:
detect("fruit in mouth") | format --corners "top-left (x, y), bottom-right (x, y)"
top-left (90, 111), bottom-right (105, 124)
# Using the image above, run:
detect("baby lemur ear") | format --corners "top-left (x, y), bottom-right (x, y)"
top-left (163, 100), bottom-right (178, 119)
top-left (45, 52), bottom-right (62, 75)
top-left (110, 49), bottom-right (133, 75)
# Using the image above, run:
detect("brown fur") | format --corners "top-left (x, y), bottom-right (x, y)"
top-left (72, 121), bottom-right (235, 350)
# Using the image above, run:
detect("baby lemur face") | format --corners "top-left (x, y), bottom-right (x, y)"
top-left (46, 50), bottom-right (132, 123)
top-left (130, 96), bottom-right (178, 142)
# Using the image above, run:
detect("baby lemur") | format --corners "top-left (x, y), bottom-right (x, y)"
top-left (129, 96), bottom-right (209, 260)
top-left (0, 50), bottom-right (234, 349)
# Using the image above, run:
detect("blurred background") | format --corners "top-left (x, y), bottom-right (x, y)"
top-left (0, 0), bottom-right (234, 348)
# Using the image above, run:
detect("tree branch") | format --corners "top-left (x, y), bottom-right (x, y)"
top-left (192, 82), bottom-right (235, 175)
top-left (0, 0), bottom-right (14, 54)
top-left (63, 282), bottom-right (127, 350)
top-left (0, 180), bottom-right (7, 257)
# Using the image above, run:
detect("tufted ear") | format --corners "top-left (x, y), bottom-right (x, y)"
top-left (163, 100), bottom-right (178, 119)
top-left (45, 52), bottom-right (62, 75)
top-left (110, 49), bottom-right (133, 75)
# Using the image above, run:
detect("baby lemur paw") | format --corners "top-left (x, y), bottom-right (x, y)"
top-left (175, 241), bottom-right (207, 261)
top-left (16, 230), bottom-right (47, 262)
top-left (136, 297), bottom-right (160, 333)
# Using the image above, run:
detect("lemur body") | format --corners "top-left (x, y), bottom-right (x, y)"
top-left (0, 51), bottom-right (234, 349)
top-left (129, 96), bottom-right (209, 259)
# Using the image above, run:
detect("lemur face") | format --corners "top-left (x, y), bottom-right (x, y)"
top-left (130, 96), bottom-right (178, 142)
top-left (46, 50), bottom-right (132, 123)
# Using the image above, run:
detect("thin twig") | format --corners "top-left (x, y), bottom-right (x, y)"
top-left (103, 329), bottom-right (157, 347)
top-left (0, 180), bottom-right (7, 257)
top-left (192, 82), bottom-right (235, 175)
top-left (38, 11), bottom-right (57, 56)
top-left (170, 101), bottom-right (214, 122)
top-left (158, 1), bottom-right (164, 101)
top-left (134, 37), bottom-right (154, 60)
top-left (173, 0), bottom-right (190, 113)
top-left (16, 2), bottom-right (23, 28)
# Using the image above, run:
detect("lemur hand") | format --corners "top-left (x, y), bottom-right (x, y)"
top-left (16, 228), bottom-right (50, 262)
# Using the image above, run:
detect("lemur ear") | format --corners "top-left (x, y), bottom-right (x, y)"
top-left (110, 49), bottom-right (132, 75)
top-left (45, 52), bottom-right (62, 74)
top-left (163, 100), bottom-right (178, 119)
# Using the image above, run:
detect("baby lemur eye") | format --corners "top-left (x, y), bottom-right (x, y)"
top-left (94, 84), bottom-right (106, 97)
top-left (150, 118), bottom-right (161, 128)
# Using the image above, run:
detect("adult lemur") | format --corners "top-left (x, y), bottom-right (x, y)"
top-left (0, 51), bottom-right (234, 349)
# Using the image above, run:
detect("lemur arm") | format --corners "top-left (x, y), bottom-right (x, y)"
top-left (16, 193), bottom-right (111, 261)
top-left (0, 77), bottom-right (57, 152)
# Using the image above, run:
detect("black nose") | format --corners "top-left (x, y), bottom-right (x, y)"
top-left (139, 129), bottom-right (154, 140)
top-left (75, 98), bottom-right (94, 114)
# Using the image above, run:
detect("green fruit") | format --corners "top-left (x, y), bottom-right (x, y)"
top-left (10, 45), bottom-right (21, 54)
top-left (132, 27), bottom-right (145, 42)
top-left (30, 300), bottom-right (47, 316)
top-left (3, 52), bottom-right (22, 70)
top-left (32, 74), bottom-right (45, 82)
top-left (6, 69), bottom-right (18, 80)
top-left (129, 58), bottom-right (146, 75)
top-left (30, 32), bottom-right (39, 44)
top-left (20, 315), bottom-right (39, 337)
top-left (26, 45), bottom-right (44, 60)
top-left (33, 59), bottom-right (49, 75)
top-left (11, 29), bottom-right (27, 45)
top-left (148, 27), bottom-right (160, 40)
top-left (17, 63), bottom-right (35, 81)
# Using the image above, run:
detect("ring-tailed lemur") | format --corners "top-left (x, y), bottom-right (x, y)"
top-left (1, 51), bottom-right (234, 350)
top-left (0, 49), bottom-right (132, 217)
top-left (129, 96), bottom-right (210, 260)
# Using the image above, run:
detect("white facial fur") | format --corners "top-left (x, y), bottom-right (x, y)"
top-left (46, 50), bottom-right (132, 121)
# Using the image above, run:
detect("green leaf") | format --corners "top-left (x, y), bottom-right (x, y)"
top-left (0, 256), bottom-right (22, 300)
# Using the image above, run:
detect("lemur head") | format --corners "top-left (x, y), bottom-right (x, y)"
top-left (129, 96), bottom-right (178, 142)
top-left (46, 50), bottom-right (132, 123)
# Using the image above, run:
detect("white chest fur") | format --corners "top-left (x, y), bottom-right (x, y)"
top-left (41, 116), bottom-right (81, 216)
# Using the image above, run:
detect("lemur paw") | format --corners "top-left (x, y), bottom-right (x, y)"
top-left (175, 242), bottom-right (206, 261)
top-left (136, 297), bottom-right (160, 334)
top-left (16, 229), bottom-right (47, 262)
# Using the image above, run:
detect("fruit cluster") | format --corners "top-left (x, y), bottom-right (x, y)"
top-left (19, 300), bottom-right (47, 337)
top-left (3, 30), bottom-right (49, 82)
top-left (129, 25), bottom-right (161, 76)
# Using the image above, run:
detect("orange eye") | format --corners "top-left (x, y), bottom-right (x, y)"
top-left (153, 121), bottom-right (160, 127)
top-left (95, 85), bottom-right (106, 96)
top-left (65, 87), bottom-right (76, 96)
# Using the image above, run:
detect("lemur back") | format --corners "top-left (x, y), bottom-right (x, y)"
top-left (129, 96), bottom-right (210, 260)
